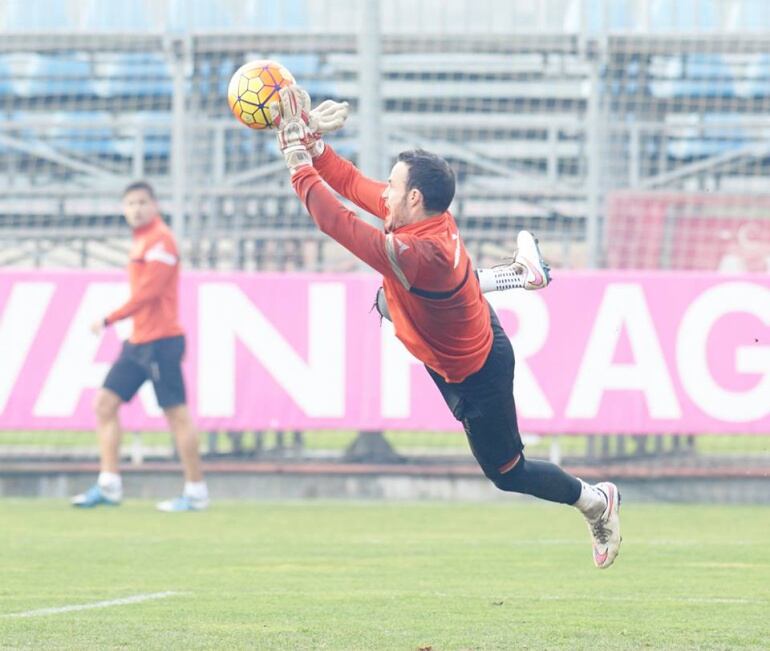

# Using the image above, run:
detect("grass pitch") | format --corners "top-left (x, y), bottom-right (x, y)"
top-left (1, 500), bottom-right (768, 650)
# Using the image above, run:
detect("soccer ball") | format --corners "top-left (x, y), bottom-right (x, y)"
top-left (227, 59), bottom-right (295, 130)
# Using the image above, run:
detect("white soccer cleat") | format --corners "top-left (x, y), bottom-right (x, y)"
top-left (514, 230), bottom-right (551, 290)
top-left (585, 482), bottom-right (621, 569)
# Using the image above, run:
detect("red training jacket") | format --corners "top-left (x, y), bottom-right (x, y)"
top-left (105, 216), bottom-right (184, 344)
top-left (291, 145), bottom-right (492, 383)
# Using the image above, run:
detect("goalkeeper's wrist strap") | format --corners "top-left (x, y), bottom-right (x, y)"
top-left (285, 146), bottom-right (313, 173)
top-left (309, 139), bottom-right (325, 158)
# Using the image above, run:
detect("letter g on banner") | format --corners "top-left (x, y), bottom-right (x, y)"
top-left (677, 282), bottom-right (770, 423)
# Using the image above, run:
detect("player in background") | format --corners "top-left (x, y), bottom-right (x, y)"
top-left (270, 89), bottom-right (621, 568)
top-left (71, 181), bottom-right (209, 512)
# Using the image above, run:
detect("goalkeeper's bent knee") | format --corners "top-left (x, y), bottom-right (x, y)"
top-left (486, 452), bottom-right (526, 492)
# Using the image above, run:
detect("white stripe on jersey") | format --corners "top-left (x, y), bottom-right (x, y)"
top-left (145, 242), bottom-right (177, 266)
top-left (385, 233), bottom-right (411, 290)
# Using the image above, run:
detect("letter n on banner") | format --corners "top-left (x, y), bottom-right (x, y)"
top-left (198, 282), bottom-right (345, 419)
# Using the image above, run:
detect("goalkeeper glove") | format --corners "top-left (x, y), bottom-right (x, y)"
top-left (269, 86), bottom-right (314, 175)
top-left (305, 99), bottom-right (349, 157)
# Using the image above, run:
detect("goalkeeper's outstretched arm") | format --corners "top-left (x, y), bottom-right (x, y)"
top-left (271, 86), bottom-right (413, 280)
top-left (312, 145), bottom-right (387, 220)
top-left (290, 165), bottom-right (408, 279)
top-left (271, 86), bottom-right (551, 307)
top-left (299, 96), bottom-right (387, 220)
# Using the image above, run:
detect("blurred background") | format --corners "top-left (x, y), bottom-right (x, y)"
top-left (1, 0), bottom-right (769, 501)
top-left (3, 0), bottom-right (770, 272)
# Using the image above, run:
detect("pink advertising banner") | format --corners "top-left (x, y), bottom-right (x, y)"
top-left (0, 270), bottom-right (768, 434)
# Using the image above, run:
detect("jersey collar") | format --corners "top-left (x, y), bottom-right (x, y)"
top-left (393, 212), bottom-right (450, 236)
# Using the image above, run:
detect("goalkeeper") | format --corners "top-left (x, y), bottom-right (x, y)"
top-left (271, 88), bottom-right (621, 569)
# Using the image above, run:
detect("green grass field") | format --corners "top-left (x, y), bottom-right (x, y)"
top-left (1, 500), bottom-right (769, 650)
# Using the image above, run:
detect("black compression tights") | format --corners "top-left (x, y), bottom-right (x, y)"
top-left (490, 455), bottom-right (582, 505)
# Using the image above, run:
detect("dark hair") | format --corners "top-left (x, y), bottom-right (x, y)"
top-left (396, 149), bottom-right (455, 215)
top-left (122, 180), bottom-right (156, 199)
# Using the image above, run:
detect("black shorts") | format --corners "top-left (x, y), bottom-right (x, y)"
top-left (426, 303), bottom-right (523, 476)
top-left (103, 335), bottom-right (187, 409)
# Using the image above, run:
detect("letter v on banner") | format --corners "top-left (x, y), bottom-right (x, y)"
top-left (198, 282), bottom-right (345, 418)
top-left (34, 283), bottom-right (130, 417)
top-left (0, 283), bottom-right (55, 414)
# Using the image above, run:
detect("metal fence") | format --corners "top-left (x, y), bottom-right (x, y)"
top-left (1, 0), bottom-right (769, 272)
top-left (1, 1), bottom-right (769, 475)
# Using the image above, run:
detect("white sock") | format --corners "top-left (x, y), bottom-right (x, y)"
top-left (573, 479), bottom-right (607, 520)
top-left (184, 481), bottom-right (209, 501)
top-left (97, 472), bottom-right (122, 497)
top-left (477, 265), bottom-right (526, 293)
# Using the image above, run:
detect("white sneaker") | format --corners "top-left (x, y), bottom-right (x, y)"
top-left (514, 230), bottom-right (551, 290)
top-left (156, 495), bottom-right (209, 512)
top-left (71, 483), bottom-right (122, 508)
top-left (585, 482), bottom-right (621, 569)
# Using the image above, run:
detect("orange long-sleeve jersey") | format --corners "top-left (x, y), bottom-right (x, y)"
top-left (104, 216), bottom-right (184, 344)
top-left (292, 146), bottom-right (493, 383)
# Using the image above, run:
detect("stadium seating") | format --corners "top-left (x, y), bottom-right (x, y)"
top-left (1, 1), bottom-right (770, 270)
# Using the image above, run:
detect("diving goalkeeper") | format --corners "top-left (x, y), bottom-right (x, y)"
top-left (270, 88), bottom-right (621, 569)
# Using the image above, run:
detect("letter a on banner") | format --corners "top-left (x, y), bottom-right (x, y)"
top-left (34, 283), bottom-right (144, 416)
top-left (566, 283), bottom-right (681, 420)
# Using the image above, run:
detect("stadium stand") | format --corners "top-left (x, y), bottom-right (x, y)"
top-left (0, 0), bottom-right (770, 269)
top-left (1, 1), bottom-right (769, 271)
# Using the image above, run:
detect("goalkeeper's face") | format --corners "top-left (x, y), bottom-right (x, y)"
top-left (122, 189), bottom-right (159, 230)
top-left (382, 161), bottom-right (417, 233)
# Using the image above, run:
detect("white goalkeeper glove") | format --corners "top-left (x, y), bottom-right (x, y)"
top-left (305, 99), bottom-right (349, 157)
top-left (269, 86), bottom-right (314, 175)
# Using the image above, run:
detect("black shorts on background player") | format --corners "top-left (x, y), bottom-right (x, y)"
top-left (103, 335), bottom-right (186, 409)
